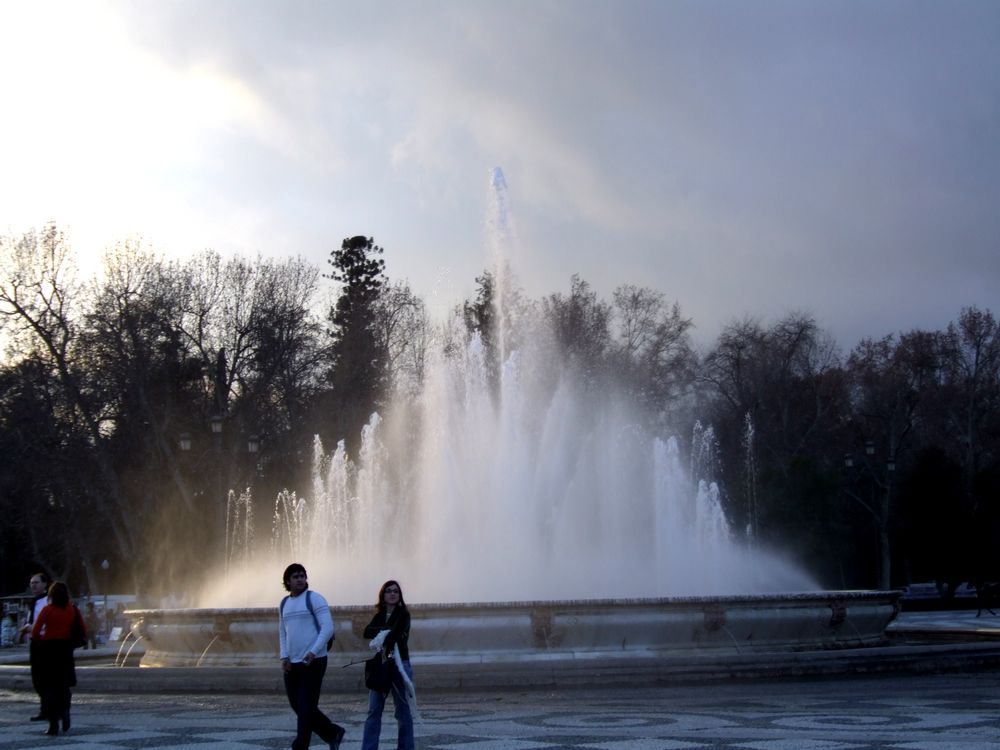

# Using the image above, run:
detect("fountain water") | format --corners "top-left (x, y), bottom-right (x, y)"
top-left (204, 168), bottom-right (812, 607)
top-left (130, 168), bottom-right (899, 668)
top-left (224, 489), bottom-right (253, 584)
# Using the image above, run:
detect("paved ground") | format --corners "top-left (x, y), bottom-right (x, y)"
top-left (886, 609), bottom-right (1000, 637)
top-left (3, 609), bottom-right (999, 748)
top-left (3, 670), bottom-right (1000, 750)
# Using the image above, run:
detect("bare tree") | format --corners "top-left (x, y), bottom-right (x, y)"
top-left (612, 284), bottom-right (696, 425)
top-left (938, 307), bottom-right (1000, 506)
top-left (700, 313), bottom-right (847, 578)
top-left (845, 330), bottom-right (940, 588)
top-left (542, 275), bottom-right (612, 375)
top-left (374, 280), bottom-right (428, 396)
top-left (0, 225), bottom-right (139, 584)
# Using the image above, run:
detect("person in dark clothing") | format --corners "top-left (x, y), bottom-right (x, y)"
top-left (83, 602), bottom-right (100, 649)
top-left (20, 571), bottom-right (51, 723)
top-left (31, 581), bottom-right (86, 736)
top-left (361, 580), bottom-right (416, 750)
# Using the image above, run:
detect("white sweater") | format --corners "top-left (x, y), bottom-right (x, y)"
top-left (278, 590), bottom-right (335, 663)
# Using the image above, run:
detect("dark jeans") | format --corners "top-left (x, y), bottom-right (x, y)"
top-left (283, 657), bottom-right (342, 749)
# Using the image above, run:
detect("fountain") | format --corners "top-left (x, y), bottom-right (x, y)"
top-left (128, 168), bottom-right (900, 672)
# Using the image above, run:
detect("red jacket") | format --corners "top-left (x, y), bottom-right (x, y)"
top-left (32, 604), bottom-right (85, 641)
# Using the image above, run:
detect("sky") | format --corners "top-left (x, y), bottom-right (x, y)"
top-left (1, 0), bottom-right (998, 349)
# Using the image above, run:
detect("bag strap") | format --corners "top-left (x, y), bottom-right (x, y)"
top-left (280, 592), bottom-right (321, 636)
top-left (305, 590), bottom-right (321, 634)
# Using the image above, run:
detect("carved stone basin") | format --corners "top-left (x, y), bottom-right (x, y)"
top-left (128, 591), bottom-right (901, 668)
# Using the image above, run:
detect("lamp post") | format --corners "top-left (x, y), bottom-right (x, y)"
top-left (248, 434), bottom-right (267, 478)
top-left (178, 418), bottom-right (263, 581)
top-left (100, 558), bottom-right (110, 633)
top-left (179, 415), bottom-right (225, 562)
top-left (179, 417), bottom-right (226, 502)
top-left (843, 443), bottom-right (896, 590)
top-left (178, 419), bottom-right (262, 503)
top-left (211, 415), bottom-right (223, 515)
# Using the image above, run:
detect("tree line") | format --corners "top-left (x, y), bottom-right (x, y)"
top-left (1, 224), bottom-right (997, 599)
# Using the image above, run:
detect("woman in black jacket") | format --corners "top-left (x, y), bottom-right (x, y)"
top-left (361, 579), bottom-right (414, 750)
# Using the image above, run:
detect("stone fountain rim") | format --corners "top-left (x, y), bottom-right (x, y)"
top-left (127, 589), bottom-right (901, 618)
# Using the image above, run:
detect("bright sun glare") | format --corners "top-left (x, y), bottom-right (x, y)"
top-left (0, 1), bottom-right (264, 276)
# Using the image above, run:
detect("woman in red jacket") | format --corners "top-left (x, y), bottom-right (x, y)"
top-left (31, 581), bottom-right (85, 736)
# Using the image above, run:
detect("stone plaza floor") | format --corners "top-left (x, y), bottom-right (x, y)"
top-left (3, 670), bottom-right (1000, 750)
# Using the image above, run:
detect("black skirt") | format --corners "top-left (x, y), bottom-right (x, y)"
top-left (30, 638), bottom-right (77, 689)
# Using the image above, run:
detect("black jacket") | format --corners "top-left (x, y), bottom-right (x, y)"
top-left (362, 606), bottom-right (410, 661)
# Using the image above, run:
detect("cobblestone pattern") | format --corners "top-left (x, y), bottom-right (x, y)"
top-left (2, 672), bottom-right (1000, 749)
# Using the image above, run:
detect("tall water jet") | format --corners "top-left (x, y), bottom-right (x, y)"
top-left (136, 170), bottom-right (899, 671)
top-left (203, 169), bottom-right (815, 607)
top-left (224, 489), bottom-right (254, 584)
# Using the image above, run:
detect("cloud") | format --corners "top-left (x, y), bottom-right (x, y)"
top-left (3, 0), bottom-right (998, 347)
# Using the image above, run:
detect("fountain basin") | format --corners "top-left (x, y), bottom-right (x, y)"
top-left (129, 591), bottom-right (900, 668)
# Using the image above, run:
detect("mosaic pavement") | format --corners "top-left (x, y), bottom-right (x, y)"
top-left (2, 671), bottom-right (1000, 749)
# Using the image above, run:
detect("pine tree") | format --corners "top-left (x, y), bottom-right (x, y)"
top-left (324, 236), bottom-right (387, 452)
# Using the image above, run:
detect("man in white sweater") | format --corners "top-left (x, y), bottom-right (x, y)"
top-left (279, 563), bottom-right (345, 750)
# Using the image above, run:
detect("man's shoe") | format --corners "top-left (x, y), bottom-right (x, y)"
top-left (30, 714), bottom-right (46, 722)
top-left (329, 725), bottom-right (345, 750)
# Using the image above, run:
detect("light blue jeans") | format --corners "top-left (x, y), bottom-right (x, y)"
top-left (361, 659), bottom-right (413, 750)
